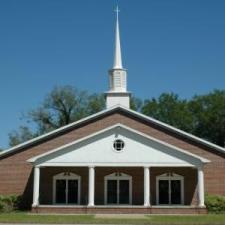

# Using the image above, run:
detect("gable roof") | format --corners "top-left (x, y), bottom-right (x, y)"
top-left (0, 105), bottom-right (224, 158)
top-left (27, 123), bottom-right (209, 166)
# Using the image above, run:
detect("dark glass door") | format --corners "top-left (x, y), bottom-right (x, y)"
top-left (119, 180), bottom-right (129, 204)
top-left (171, 180), bottom-right (181, 204)
top-left (56, 179), bottom-right (66, 204)
top-left (68, 180), bottom-right (78, 204)
top-left (107, 180), bottom-right (117, 204)
top-left (158, 180), bottom-right (169, 204)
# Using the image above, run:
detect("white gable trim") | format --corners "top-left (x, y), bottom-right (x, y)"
top-left (33, 163), bottom-right (199, 167)
top-left (27, 123), bottom-right (209, 166)
top-left (1, 106), bottom-right (224, 158)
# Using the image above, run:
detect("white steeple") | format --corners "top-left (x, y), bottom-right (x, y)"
top-left (106, 6), bottom-right (131, 109)
top-left (113, 6), bottom-right (123, 69)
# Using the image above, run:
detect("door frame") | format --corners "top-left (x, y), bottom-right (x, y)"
top-left (156, 173), bottom-right (184, 205)
top-left (53, 172), bottom-right (81, 205)
top-left (104, 172), bottom-right (132, 205)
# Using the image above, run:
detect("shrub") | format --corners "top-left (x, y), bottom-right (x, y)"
top-left (205, 194), bottom-right (225, 213)
top-left (0, 195), bottom-right (21, 212)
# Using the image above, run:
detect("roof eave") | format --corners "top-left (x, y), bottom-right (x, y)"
top-left (1, 105), bottom-right (224, 158)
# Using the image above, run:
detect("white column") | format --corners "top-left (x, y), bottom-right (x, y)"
top-left (198, 167), bottom-right (205, 207)
top-left (88, 166), bottom-right (95, 207)
top-left (144, 167), bottom-right (150, 206)
top-left (32, 166), bottom-right (40, 207)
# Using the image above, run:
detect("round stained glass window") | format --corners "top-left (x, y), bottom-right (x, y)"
top-left (113, 139), bottom-right (125, 151)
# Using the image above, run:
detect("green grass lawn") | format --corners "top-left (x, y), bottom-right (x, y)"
top-left (0, 213), bottom-right (225, 225)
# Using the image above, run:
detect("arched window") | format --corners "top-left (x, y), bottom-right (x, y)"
top-left (156, 173), bottom-right (184, 205)
top-left (53, 172), bottom-right (81, 205)
top-left (104, 172), bottom-right (132, 205)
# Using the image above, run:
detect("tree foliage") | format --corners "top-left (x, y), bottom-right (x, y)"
top-left (189, 90), bottom-right (225, 147)
top-left (142, 90), bottom-right (225, 147)
top-left (130, 96), bottom-right (143, 112)
top-left (28, 86), bottom-right (90, 133)
top-left (141, 93), bottom-right (194, 132)
top-left (8, 86), bottom-right (105, 147)
top-left (8, 126), bottom-right (36, 147)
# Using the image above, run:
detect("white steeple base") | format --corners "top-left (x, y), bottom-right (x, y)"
top-left (106, 92), bottom-right (130, 109)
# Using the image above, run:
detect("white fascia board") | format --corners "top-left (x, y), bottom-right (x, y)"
top-left (1, 105), bottom-right (224, 158)
top-left (27, 123), bottom-right (209, 165)
top-left (38, 162), bottom-right (196, 168)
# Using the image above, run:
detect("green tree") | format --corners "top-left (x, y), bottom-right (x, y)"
top-left (130, 96), bottom-right (143, 111)
top-left (141, 93), bottom-right (194, 132)
top-left (9, 126), bottom-right (36, 147)
top-left (141, 91), bottom-right (225, 147)
top-left (189, 90), bottom-right (225, 147)
top-left (86, 93), bottom-right (105, 115)
top-left (28, 86), bottom-right (90, 134)
top-left (9, 86), bottom-right (105, 147)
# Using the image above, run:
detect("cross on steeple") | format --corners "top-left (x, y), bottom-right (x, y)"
top-left (114, 5), bottom-right (120, 20)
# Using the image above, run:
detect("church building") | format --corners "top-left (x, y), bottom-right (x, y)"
top-left (0, 8), bottom-right (225, 214)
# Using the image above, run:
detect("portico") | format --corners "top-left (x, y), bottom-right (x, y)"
top-left (29, 124), bottom-right (207, 214)
top-left (29, 124), bottom-right (208, 213)
top-left (32, 165), bottom-right (205, 208)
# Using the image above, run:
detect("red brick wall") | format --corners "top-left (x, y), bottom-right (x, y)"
top-left (0, 110), bottom-right (225, 209)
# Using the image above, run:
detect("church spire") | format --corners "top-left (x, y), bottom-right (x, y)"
top-left (113, 6), bottom-right (123, 69)
top-left (105, 6), bottom-right (131, 109)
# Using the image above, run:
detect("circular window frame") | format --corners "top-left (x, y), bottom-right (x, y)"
top-left (113, 139), bottom-right (125, 152)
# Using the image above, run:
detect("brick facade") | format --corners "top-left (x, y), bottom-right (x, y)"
top-left (0, 109), bottom-right (225, 212)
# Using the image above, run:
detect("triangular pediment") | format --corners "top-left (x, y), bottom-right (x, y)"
top-left (28, 124), bottom-right (208, 167)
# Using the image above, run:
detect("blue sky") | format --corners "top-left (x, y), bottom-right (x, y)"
top-left (0, 0), bottom-right (225, 149)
